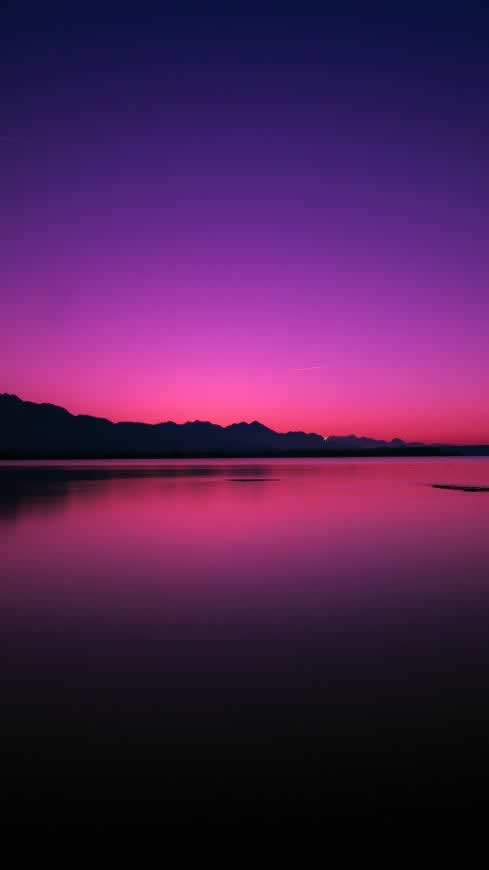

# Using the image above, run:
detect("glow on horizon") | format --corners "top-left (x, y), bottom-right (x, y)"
top-left (2, 5), bottom-right (488, 445)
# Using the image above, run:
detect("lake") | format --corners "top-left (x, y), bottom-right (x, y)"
top-left (1, 457), bottom-right (489, 822)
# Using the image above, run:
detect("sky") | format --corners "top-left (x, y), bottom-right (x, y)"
top-left (2, 1), bottom-right (488, 443)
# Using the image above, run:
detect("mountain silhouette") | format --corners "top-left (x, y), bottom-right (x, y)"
top-left (325, 434), bottom-right (417, 449)
top-left (0, 394), bottom-right (326, 456)
top-left (1, 394), bottom-right (486, 458)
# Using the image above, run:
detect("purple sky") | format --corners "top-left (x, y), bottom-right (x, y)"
top-left (2, 2), bottom-right (488, 442)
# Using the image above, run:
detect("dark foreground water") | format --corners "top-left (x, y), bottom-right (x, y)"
top-left (1, 457), bottom-right (489, 823)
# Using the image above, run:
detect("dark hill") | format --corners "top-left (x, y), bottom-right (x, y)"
top-left (1, 394), bottom-right (486, 458)
top-left (0, 394), bottom-right (326, 457)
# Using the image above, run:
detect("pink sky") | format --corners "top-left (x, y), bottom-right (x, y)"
top-left (2, 4), bottom-right (488, 444)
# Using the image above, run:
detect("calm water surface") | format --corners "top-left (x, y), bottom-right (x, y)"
top-left (1, 458), bottom-right (489, 822)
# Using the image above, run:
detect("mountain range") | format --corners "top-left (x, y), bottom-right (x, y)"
top-left (1, 394), bottom-right (487, 457)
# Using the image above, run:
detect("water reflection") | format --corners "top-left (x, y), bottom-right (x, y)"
top-left (1, 458), bottom-right (489, 822)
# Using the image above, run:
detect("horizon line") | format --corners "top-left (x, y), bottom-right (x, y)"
top-left (2, 391), bottom-right (488, 447)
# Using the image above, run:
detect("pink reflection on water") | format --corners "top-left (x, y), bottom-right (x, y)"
top-left (2, 459), bottom-right (489, 629)
top-left (2, 457), bottom-right (489, 822)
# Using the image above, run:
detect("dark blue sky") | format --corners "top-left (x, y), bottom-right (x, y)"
top-left (2, 1), bottom-right (488, 441)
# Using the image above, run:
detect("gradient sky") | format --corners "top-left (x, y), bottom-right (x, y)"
top-left (2, 1), bottom-right (488, 443)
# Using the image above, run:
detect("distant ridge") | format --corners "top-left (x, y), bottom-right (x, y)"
top-left (0, 394), bottom-right (487, 458)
